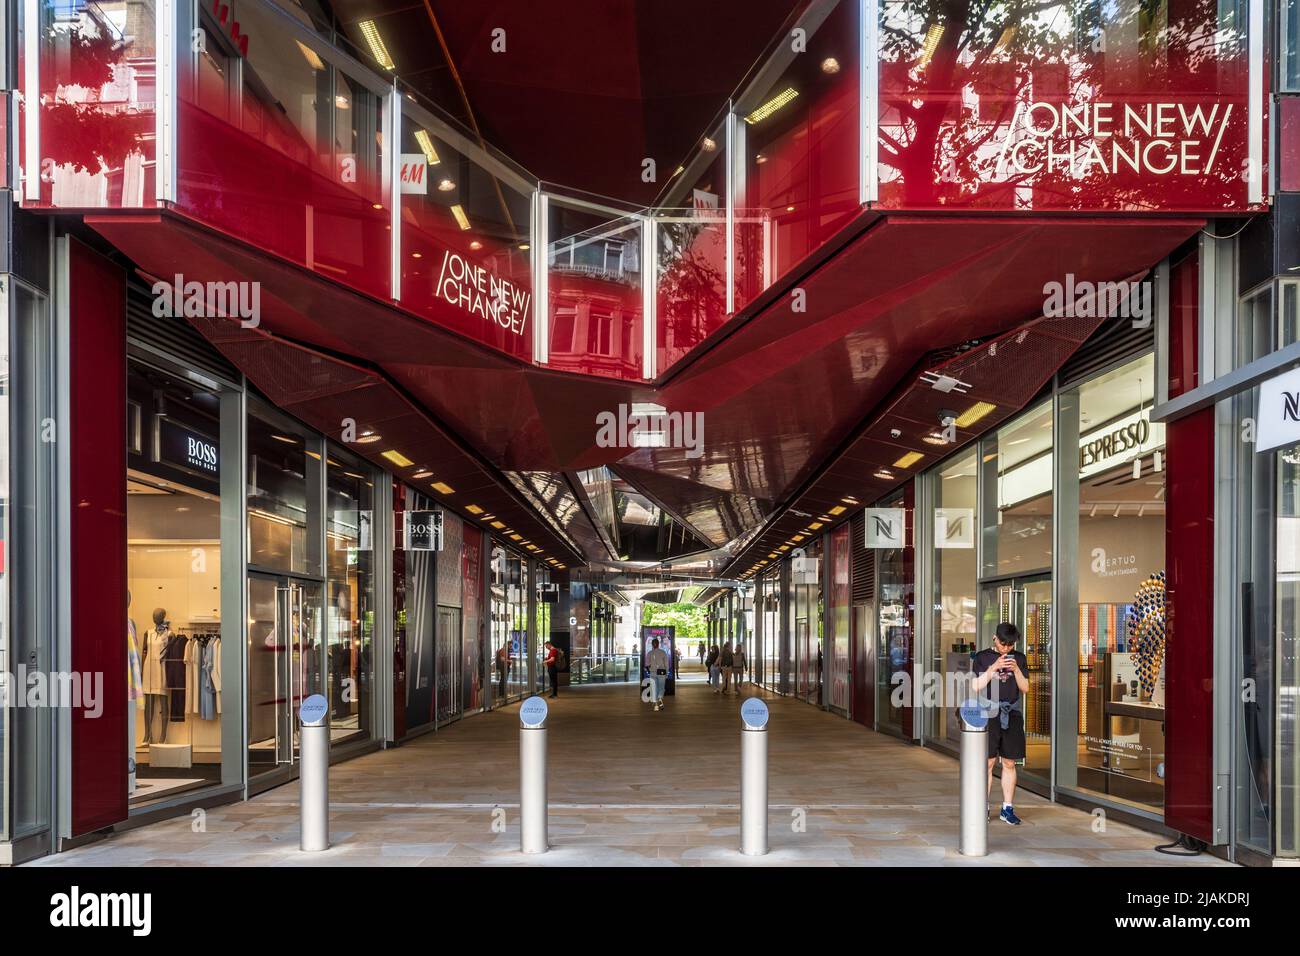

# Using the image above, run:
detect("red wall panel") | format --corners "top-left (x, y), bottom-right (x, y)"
top-left (1164, 407), bottom-right (1215, 841)
top-left (67, 238), bottom-right (128, 836)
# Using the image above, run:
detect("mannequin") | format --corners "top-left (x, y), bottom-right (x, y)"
top-left (141, 607), bottom-right (171, 744)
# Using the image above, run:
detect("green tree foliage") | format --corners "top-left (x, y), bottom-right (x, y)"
top-left (640, 602), bottom-right (708, 639)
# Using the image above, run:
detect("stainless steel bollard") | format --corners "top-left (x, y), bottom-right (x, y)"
top-left (958, 699), bottom-right (989, 857)
top-left (739, 698), bottom-right (770, 856)
top-left (519, 696), bottom-right (550, 854)
top-left (298, 695), bottom-right (331, 852)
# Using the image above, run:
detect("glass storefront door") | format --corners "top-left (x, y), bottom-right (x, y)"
top-left (247, 575), bottom-right (323, 775)
top-left (979, 574), bottom-right (1052, 784)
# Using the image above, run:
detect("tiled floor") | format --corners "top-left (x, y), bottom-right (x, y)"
top-left (30, 679), bottom-right (1230, 867)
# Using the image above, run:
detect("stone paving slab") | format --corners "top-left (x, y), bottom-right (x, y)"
top-left (27, 682), bottom-right (1230, 867)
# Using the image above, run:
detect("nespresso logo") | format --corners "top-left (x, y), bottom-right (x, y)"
top-left (1080, 417), bottom-right (1149, 470)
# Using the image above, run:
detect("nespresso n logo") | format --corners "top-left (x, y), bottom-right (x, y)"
top-left (1282, 392), bottom-right (1300, 422)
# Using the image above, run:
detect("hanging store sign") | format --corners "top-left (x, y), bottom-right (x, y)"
top-left (400, 154), bottom-right (428, 194)
top-left (434, 250), bottom-right (530, 338)
top-left (1256, 365), bottom-right (1300, 453)
top-left (934, 508), bottom-right (974, 549)
top-left (864, 507), bottom-right (907, 549)
top-left (404, 510), bottom-right (443, 551)
top-left (156, 417), bottom-right (219, 477)
top-left (1079, 408), bottom-right (1163, 478)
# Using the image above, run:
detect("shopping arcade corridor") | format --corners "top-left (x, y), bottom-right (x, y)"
top-left (31, 678), bottom-right (1228, 868)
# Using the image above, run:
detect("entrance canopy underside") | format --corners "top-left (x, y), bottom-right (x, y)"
top-left (87, 211), bottom-right (1201, 574)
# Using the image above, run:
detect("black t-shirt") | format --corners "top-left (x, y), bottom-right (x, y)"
top-left (972, 648), bottom-right (1029, 706)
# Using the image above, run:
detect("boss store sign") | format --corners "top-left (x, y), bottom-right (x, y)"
top-left (404, 510), bottom-right (443, 551)
top-left (156, 418), bottom-right (219, 477)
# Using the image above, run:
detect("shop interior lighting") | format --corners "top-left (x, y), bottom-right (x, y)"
top-left (380, 449), bottom-right (414, 467)
top-left (430, 481), bottom-right (455, 495)
top-left (358, 19), bottom-right (395, 70)
top-left (413, 129), bottom-right (441, 166)
top-left (893, 451), bottom-right (924, 469)
top-left (296, 41), bottom-right (326, 71)
top-left (955, 401), bottom-right (997, 428)
top-left (450, 204), bottom-right (471, 230)
top-left (744, 87), bottom-right (799, 124)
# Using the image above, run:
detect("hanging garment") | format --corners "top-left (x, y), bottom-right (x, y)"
top-left (211, 637), bottom-right (222, 715)
top-left (163, 633), bottom-right (189, 721)
top-left (199, 638), bottom-right (219, 721)
top-left (128, 619), bottom-right (143, 702)
top-left (141, 626), bottom-right (169, 695)
top-left (185, 639), bottom-right (201, 714)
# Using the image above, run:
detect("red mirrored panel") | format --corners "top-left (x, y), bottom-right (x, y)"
top-left (876, 0), bottom-right (1263, 211)
top-left (21, 0), bottom-right (158, 208)
top-left (176, 1), bottom-right (390, 298)
top-left (546, 201), bottom-right (645, 381)
top-left (399, 109), bottom-right (533, 360)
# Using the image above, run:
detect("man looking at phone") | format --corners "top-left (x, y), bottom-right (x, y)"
top-left (971, 622), bottom-right (1030, 826)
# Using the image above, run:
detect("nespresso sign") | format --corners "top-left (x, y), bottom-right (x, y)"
top-left (1256, 365), bottom-right (1300, 453)
top-left (404, 510), bottom-right (443, 551)
top-left (157, 418), bottom-right (219, 477)
top-left (1079, 409), bottom-right (1161, 476)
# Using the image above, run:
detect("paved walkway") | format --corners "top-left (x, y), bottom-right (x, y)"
top-left (30, 681), bottom-right (1230, 867)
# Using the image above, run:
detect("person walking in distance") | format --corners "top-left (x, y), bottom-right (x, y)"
top-left (697, 641), bottom-right (706, 668)
top-left (495, 641), bottom-right (510, 703)
top-left (542, 641), bottom-right (561, 699)
top-left (645, 637), bottom-right (670, 712)
top-left (732, 642), bottom-right (747, 692)
top-left (971, 622), bottom-right (1030, 826)
top-left (706, 644), bottom-right (721, 693)
top-left (719, 641), bottom-right (735, 695)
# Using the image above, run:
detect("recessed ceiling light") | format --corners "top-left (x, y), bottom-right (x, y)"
top-left (411, 469), bottom-right (433, 479)
top-left (828, 505), bottom-right (846, 515)
top-left (955, 401), bottom-right (997, 428)
top-left (744, 87), bottom-right (798, 124)
top-left (380, 449), bottom-right (414, 467)
top-left (358, 19), bottom-right (395, 70)
top-left (893, 451), bottom-right (924, 469)
top-left (469, 240), bottom-right (483, 250)
top-left (821, 56), bottom-right (841, 74)
top-left (355, 432), bottom-right (382, 444)
top-left (450, 204), bottom-right (470, 230)
top-left (413, 129), bottom-right (441, 165)
top-left (437, 178), bottom-right (456, 192)
top-left (430, 481), bottom-right (454, 495)
top-left (466, 504), bottom-right (484, 515)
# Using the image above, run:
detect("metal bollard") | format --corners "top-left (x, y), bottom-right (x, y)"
top-left (958, 699), bottom-right (989, 857)
top-left (298, 694), bottom-right (331, 852)
top-left (519, 696), bottom-right (550, 854)
top-left (739, 698), bottom-right (770, 856)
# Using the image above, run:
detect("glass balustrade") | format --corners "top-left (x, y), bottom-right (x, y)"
top-left (16, 0), bottom-right (1267, 375)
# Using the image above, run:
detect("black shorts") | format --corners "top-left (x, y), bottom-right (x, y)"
top-left (986, 711), bottom-right (1026, 761)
